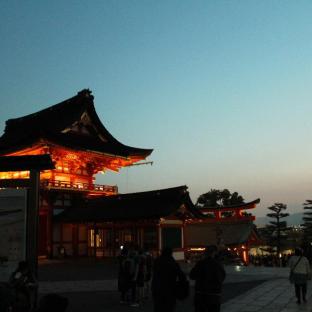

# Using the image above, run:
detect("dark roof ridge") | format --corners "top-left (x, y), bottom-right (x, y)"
top-left (0, 89), bottom-right (153, 158)
top-left (87, 185), bottom-right (188, 204)
top-left (55, 185), bottom-right (204, 222)
top-left (201, 198), bottom-right (260, 210)
top-left (117, 185), bottom-right (188, 197)
top-left (4, 89), bottom-right (92, 132)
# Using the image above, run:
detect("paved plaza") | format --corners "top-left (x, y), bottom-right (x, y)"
top-left (38, 260), bottom-right (311, 312)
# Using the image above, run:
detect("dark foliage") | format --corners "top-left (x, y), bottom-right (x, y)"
top-left (266, 203), bottom-right (289, 255)
top-left (303, 200), bottom-right (312, 242)
top-left (196, 189), bottom-right (244, 208)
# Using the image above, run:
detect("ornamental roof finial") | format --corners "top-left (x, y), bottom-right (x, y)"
top-left (77, 89), bottom-right (94, 100)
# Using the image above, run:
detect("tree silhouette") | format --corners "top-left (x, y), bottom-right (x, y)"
top-left (303, 200), bottom-right (312, 242)
top-left (196, 189), bottom-right (244, 208)
top-left (266, 203), bottom-right (289, 256)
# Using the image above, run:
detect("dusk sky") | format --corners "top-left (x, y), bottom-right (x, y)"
top-left (1, 1), bottom-right (312, 217)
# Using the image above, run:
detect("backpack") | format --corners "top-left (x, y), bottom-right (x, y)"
top-left (122, 258), bottom-right (135, 278)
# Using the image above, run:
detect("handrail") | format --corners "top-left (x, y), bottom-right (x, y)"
top-left (40, 180), bottom-right (118, 193)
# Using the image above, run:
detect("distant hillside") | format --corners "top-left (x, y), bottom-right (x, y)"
top-left (255, 212), bottom-right (304, 227)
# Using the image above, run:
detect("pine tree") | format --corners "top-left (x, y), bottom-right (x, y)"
top-left (266, 203), bottom-right (289, 256)
top-left (303, 200), bottom-right (312, 243)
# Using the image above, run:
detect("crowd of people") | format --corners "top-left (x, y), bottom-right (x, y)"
top-left (3, 245), bottom-right (311, 312)
top-left (117, 246), bottom-right (153, 307)
top-left (249, 254), bottom-right (291, 267)
top-left (117, 244), bottom-right (226, 312)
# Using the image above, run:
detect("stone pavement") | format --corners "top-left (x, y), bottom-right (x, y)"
top-left (38, 264), bottom-right (312, 312)
top-left (222, 278), bottom-right (312, 312)
top-left (222, 266), bottom-right (312, 311)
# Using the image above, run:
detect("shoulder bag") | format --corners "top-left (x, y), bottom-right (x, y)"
top-left (289, 256), bottom-right (302, 284)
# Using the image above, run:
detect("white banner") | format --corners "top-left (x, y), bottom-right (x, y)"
top-left (0, 188), bottom-right (27, 282)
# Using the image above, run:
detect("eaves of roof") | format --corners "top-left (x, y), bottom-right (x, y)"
top-left (54, 185), bottom-right (204, 223)
top-left (200, 199), bottom-right (261, 212)
top-left (0, 89), bottom-right (153, 158)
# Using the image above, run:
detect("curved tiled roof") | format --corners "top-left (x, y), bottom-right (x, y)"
top-left (0, 89), bottom-right (153, 158)
top-left (200, 199), bottom-right (260, 212)
top-left (54, 185), bottom-right (204, 222)
top-left (185, 221), bottom-right (256, 246)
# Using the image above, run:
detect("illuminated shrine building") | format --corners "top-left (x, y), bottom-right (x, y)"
top-left (0, 89), bottom-right (154, 257)
top-left (185, 199), bottom-right (262, 264)
top-left (0, 89), bottom-right (261, 261)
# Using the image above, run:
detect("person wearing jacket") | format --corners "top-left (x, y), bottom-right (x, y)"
top-left (189, 245), bottom-right (226, 312)
top-left (151, 247), bottom-right (186, 312)
top-left (289, 247), bottom-right (311, 304)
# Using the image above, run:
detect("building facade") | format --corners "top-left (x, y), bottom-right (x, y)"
top-left (0, 89), bottom-right (154, 257)
top-left (185, 200), bottom-right (262, 264)
top-left (0, 89), bottom-right (260, 261)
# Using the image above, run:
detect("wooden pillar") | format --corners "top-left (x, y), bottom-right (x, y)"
top-left (157, 224), bottom-right (162, 255)
top-left (26, 169), bottom-right (40, 278)
top-left (245, 243), bottom-right (250, 265)
top-left (112, 222), bottom-right (116, 257)
top-left (60, 223), bottom-right (63, 248)
top-left (93, 224), bottom-right (97, 257)
top-left (215, 211), bottom-right (221, 220)
top-left (46, 208), bottom-right (52, 258)
top-left (46, 192), bottom-right (58, 259)
top-left (72, 224), bottom-right (78, 256)
top-left (46, 196), bottom-right (53, 259)
top-left (182, 220), bottom-right (186, 250)
top-left (235, 209), bottom-right (241, 218)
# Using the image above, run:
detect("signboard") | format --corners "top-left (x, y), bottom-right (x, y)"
top-left (0, 188), bottom-right (27, 282)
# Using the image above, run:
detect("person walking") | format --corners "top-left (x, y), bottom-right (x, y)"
top-left (118, 247), bottom-right (130, 304)
top-left (189, 245), bottom-right (226, 312)
top-left (289, 247), bottom-right (311, 304)
top-left (144, 249), bottom-right (153, 300)
top-left (118, 249), bottom-right (139, 307)
top-left (151, 247), bottom-right (186, 312)
top-left (8, 260), bottom-right (37, 312)
top-left (135, 249), bottom-right (146, 306)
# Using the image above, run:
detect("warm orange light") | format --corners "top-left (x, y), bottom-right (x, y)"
top-left (65, 153), bottom-right (78, 160)
top-left (1, 145), bottom-right (129, 195)
top-left (189, 248), bottom-right (205, 251)
top-left (0, 170), bottom-right (30, 179)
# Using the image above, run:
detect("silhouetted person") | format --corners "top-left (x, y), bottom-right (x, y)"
top-left (152, 247), bottom-right (186, 312)
top-left (118, 247), bottom-right (129, 304)
top-left (119, 249), bottom-right (139, 306)
top-left (9, 261), bottom-right (37, 312)
top-left (190, 245), bottom-right (226, 312)
top-left (144, 249), bottom-right (153, 299)
top-left (135, 248), bottom-right (146, 306)
top-left (289, 247), bottom-right (311, 304)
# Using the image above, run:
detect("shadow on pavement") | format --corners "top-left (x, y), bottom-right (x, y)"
top-left (49, 280), bottom-right (265, 312)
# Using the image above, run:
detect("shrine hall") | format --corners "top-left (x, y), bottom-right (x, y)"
top-left (0, 89), bottom-right (260, 261)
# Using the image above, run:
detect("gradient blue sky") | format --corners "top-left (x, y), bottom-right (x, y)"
top-left (1, 1), bottom-right (312, 217)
